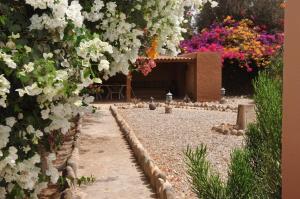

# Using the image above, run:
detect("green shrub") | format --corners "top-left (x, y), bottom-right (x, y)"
top-left (184, 60), bottom-right (282, 198)
top-left (185, 145), bottom-right (226, 199)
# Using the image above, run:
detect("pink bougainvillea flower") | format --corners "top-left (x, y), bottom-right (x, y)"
top-left (180, 16), bottom-right (284, 72)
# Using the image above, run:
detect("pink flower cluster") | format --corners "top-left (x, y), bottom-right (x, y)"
top-left (135, 58), bottom-right (157, 76)
top-left (180, 17), bottom-right (284, 71)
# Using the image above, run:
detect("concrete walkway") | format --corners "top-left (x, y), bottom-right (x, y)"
top-left (76, 104), bottom-right (156, 199)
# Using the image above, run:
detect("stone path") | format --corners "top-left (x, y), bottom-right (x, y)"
top-left (76, 104), bottom-right (156, 199)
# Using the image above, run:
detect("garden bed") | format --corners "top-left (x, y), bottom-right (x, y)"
top-left (118, 107), bottom-right (245, 198)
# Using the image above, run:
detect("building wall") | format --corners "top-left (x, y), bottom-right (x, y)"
top-left (100, 52), bottom-right (221, 102)
top-left (182, 52), bottom-right (222, 102)
top-left (196, 52), bottom-right (222, 101)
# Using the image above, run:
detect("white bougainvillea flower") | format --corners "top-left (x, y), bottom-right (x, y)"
top-left (26, 125), bottom-right (35, 134)
top-left (0, 97), bottom-right (7, 108)
top-left (98, 59), bottom-right (110, 71)
top-left (61, 59), bottom-right (70, 68)
top-left (41, 108), bottom-right (50, 120)
top-left (7, 146), bottom-right (18, 166)
top-left (24, 45), bottom-right (32, 53)
top-left (77, 37), bottom-right (113, 62)
top-left (25, 0), bottom-right (51, 9)
top-left (93, 78), bottom-right (102, 84)
top-left (0, 125), bottom-right (10, 149)
top-left (0, 75), bottom-right (10, 96)
top-left (23, 62), bottom-right (34, 73)
top-left (0, 51), bottom-right (17, 69)
top-left (54, 70), bottom-right (68, 81)
top-left (211, 1), bottom-right (219, 8)
top-left (43, 53), bottom-right (53, 59)
top-left (83, 96), bottom-right (94, 104)
top-left (46, 153), bottom-right (59, 183)
top-left (5, 117), bottom-right (16, 128)
top-left (18, 113), bottom-right (24, 120)
top-left (0, 187), bottom-right (7, 199)
top-left (16, 83), bottom-right (43, 97)
top-left (15, 88), bottom-right (26, 97)
top-left (83, 0), bottom-right (104, 22)
top-left (10, 32), bottom-right (20, 39)
top-left (66, 1), bottom-right (84, 27)
top-left (0, 74), bottom-right (10, 107)
top-left (6, 40), bottom-right (16, 49)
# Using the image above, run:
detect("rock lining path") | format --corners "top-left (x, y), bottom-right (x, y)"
top-left (76, 104), bottom-right (156, 199)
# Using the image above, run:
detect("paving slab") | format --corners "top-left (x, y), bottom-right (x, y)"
top-left (77, 104), bottom-right (156, 199)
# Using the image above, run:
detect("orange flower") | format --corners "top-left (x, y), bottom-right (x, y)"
top-left (280, 2), bottom-right (286, 9)
top-left (146, 36), bottom-right (158, 59)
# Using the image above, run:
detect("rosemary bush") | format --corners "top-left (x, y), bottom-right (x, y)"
top-left (184, 56), bottom-right (282, 199)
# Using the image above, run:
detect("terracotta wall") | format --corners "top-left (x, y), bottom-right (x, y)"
top-left (182, 52), bottom-right (222, 102)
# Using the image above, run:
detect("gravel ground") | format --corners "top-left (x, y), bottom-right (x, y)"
top-left (118, 107), bottom-right (245, 199)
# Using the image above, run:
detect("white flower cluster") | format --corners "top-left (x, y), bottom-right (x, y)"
top-left (0, 50), bottom-right (17, 69)
top-left (28, 0), bottom-right (84, 35)
top-left (77, 37), bottom-right (113, 64)
top-left (87, 2), bottom-right (143, 76)
top-left (25, 0), bottom-right (53, 10)
top-left (16, 83), bottom-right (43, 97)
top-left (143, 0), bottom-right (218, 56)
top-left (43, 103), bottom-right (73, 134)
top-left (0, 125), bottom-right (10, 150)
top-left (0, 144), bottom-right (42, 198)
top-left (0, 75), bottom-right (10, 107)
top-left (46, 153), bottom-right (59, 184)
top-left (83, 0), bottom-right (105, 22)
top-left (76, 37), bottom-right (113, 84)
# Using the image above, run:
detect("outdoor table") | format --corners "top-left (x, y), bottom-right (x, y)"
top-left (101, 84), bottom-right (126, 100)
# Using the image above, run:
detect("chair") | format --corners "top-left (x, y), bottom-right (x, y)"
top-left (106, 85), bottom-right (125, 100)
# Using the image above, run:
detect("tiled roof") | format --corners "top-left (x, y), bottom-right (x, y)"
top-left (139, 55), bottom-right (195, 63)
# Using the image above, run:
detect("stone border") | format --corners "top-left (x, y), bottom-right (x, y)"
top-left (110, 106), bottom-right (176, 199)
top-left (114, 101), bottom-right (238, 112)
top-left (169, 101), bottom-right (237, 112)
top-left (61, 116), bottom-right (82, 199)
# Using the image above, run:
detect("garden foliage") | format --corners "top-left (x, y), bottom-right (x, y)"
top-left (0, 0), bottom-right (218, 198)
top-left (184, 54), bottom-right (282, 199)
top-left (180, 17), bottom-right (284, 72)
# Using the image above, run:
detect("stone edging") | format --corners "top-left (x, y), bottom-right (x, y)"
top-left (61, 116), bottom-right (82, 199)
top-left (115, 101), bottom-right (238, 112)
top-left (110, 106), bottom-right (176, 199)
top-left (169, 101), bottom-right (238, 112)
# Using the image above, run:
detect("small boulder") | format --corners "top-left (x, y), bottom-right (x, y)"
top-left (165, 105), bottom-right (172, 114)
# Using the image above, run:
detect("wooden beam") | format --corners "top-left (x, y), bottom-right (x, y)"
top-left (126, 72), bottom-right (132, 102)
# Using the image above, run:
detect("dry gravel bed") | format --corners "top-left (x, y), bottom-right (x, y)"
top-left (118, 107), bottom-right (245, 199)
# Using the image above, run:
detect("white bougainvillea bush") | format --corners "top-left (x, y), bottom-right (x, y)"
top-left (0, 0), bottom-right (217, 198)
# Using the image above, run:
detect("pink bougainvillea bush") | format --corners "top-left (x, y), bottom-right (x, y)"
top-left (134, 58), bottom-right (157, 76)
top-left (180, 16), bottom-right (284, 72)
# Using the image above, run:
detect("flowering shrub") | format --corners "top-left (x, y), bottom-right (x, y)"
top-left (180, 16), bottom-right (284, 71)
top-left (134, 58), bottom-right (157, 76)
top-left (0, 0), bottom-right (217, 198)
